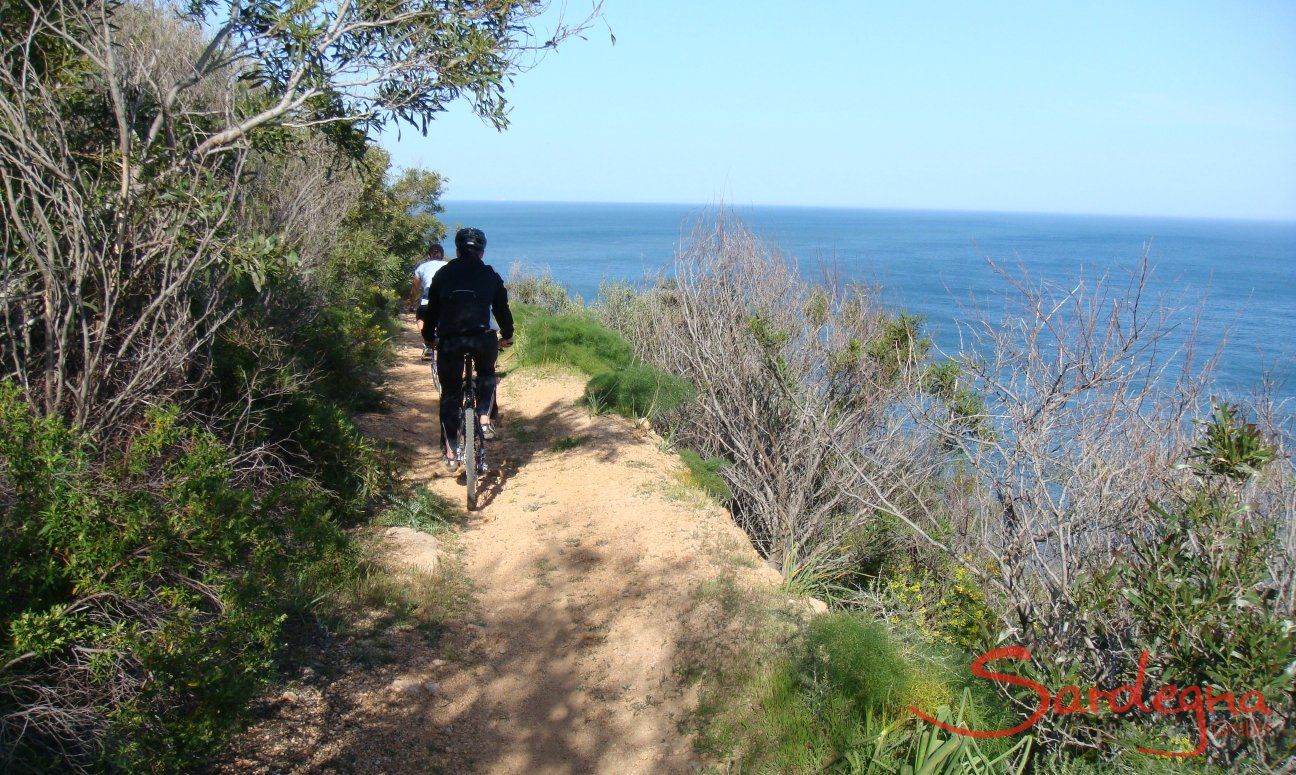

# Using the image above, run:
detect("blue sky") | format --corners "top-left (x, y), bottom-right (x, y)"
top-left (380, 1), bottom-right (1296, 220)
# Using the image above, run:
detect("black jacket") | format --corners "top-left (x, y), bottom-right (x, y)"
top-left (421, 256), bottom-right (514, 343)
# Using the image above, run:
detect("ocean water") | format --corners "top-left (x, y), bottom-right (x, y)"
top-left (439, 201), bottom-right (1296, 400)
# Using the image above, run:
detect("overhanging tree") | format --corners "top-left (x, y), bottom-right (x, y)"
top-left (0, 0), bottom-right (600, 432)
top-left (0, 0), bottom-right (601, 766)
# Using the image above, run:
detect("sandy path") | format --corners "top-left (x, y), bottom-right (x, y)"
top-left (379, 318), bottom-right (783, 774)
top-left (218, 319), bottom-right (782, 774)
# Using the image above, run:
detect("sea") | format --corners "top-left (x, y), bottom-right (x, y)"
top-left (439, 201), bottom-right (1296, 403)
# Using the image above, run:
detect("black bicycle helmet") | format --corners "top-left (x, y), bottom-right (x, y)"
top-left (455, 227), bottom-right (487, 255)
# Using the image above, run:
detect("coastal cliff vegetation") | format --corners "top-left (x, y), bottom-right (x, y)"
top-left (509, 218), bottom-right (1295, 772)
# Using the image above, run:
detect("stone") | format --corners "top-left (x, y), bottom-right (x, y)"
top-left (389, 676), bottom-right (436, 697)
top-left (383, 526), bottom-right (440, 574)
top-left (756, 560), bottom-right (785, 586)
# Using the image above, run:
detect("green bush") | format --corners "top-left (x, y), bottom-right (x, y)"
top-left (875, 561), bottom-right (997, 653)
top-left (585, 364), bottom-right (694, 420)
top-left (922, 359), bottom-right (988, 431)
top-left (1101, 405), bottom-right (1292, 765)
top-left (1050, 404), bottom-right (1295, 768)
top-left (800, 613), bottom-right (913, 718)
top-left (866, 312), bottom-right (932, 381)
top-left (512, 304), bottom-right (634, 374)
top-left (699, 613), bottom-right (915, 773)
top-left (509, 303), bottom-right (694, 423)
top-left (209, 316), bottom-right (383, 518)
top-left (0, 384), bottom-right (353, 771)
top-left (1187, 403), bottom-right (1279, 480)
top-left (594, 278), bottom-right (652, 333)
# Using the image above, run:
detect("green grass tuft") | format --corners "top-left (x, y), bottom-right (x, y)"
top-left (512, 304), bottom-right (633, 375)
top-left (375, 487), bottom-right (459, 533)
top-left (679, 448), bottom-right (732, 501)
top-left (511, 304), bottom-right (693, 424)
top-left (585, 364), bottom-right (693, 420)
top-left (800, 613), bottom-right (912, 717)
top-left (550, 435), bottom-right (588, 452)
top-left (691, 595), bottom-right (1028, 774)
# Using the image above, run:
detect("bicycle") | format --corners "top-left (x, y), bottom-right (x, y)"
top-left (452, 337), bottom-right (510, 510)
top-left (454, 348), bottom-right (486, 510)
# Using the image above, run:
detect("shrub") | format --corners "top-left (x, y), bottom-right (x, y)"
top-left (866, 312), bottom-right (931, 381)
top-left (1085, 404), bottom-right (1295, 765)
top-left (376, 487), bottom-right (459, 534)
top-left (594, 278), bottom-right (654, 332)
top-left (0, 385), bottom-right (352, 771)
top-left (597, 219), bottom-right (946, 573)
top-left (510, 301), bottom-right (696, 425)
top-left (512, 304), bottom-right (634, 375)
top-left (208, 315), bottom-right (384, 517)
top-left (584, 364), bottom-right (694, 421)
top-left (800, 613), bottom-right (913, 717)
top-left (697, 604), bottom-right (1024, 774)
top-left (509, 267), bottom-right (577, 314)
top-left (876, 561), bottom-right (996, 652)
top-left (1188, 403), bottom-right (1279, 479)
top-left (698, 612), bottom-right (913, 773)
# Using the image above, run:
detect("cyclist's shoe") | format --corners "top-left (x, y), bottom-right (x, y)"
top-left (480, 421), bottom-right (498, 440)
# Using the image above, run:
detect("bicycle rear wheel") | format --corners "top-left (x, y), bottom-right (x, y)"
top-left (463, 403), bottom-right (477, 510)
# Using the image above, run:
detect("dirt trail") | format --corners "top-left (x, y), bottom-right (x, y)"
top-left (221, 320), bottom-right (784, 774)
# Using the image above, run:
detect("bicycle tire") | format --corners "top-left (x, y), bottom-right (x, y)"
top-left (431, 353), bottom-right (441, 393)
top-left (462, 353), bottom-right (477, 511)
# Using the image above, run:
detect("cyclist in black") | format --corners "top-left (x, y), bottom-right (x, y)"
top-left (422, 227), bottom-right (514, 469)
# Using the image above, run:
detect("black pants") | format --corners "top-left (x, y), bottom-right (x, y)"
top-left (437, 331), bottom-right (498, 456)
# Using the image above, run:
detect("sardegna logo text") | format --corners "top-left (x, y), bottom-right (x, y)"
top-left (908, 646), bottom-right (1275, 757)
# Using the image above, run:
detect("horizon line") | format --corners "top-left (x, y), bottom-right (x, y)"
top-left (438, 198), bottom-right (1296, 225)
